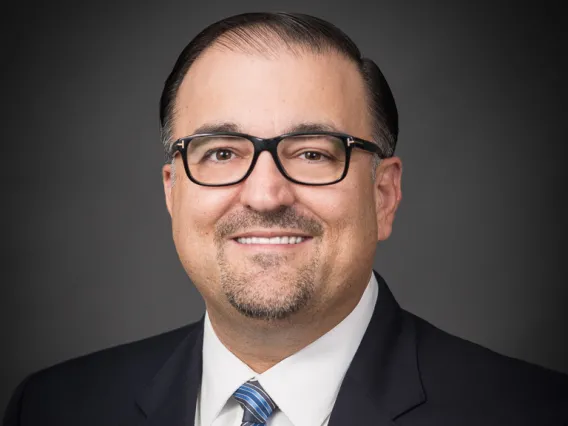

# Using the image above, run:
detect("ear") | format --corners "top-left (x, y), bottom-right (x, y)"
top-left (374, 156), bottom-right (403, 241)
top-left (162, 162), bottom-right (174, 217)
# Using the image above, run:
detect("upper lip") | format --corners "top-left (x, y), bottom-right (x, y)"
top-left (231, 230), bottom-right (313, 239)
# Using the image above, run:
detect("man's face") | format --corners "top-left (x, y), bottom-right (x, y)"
top-left (163, 43), bottom-right (401, 322)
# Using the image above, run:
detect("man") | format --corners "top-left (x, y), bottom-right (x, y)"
top-left (4, 11), bottom-right (568, 426)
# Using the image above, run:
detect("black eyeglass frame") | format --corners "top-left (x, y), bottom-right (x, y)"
top-left (170, 131), bottom-right (386, 187)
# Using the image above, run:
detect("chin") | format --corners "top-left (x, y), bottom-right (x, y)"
top-left (226, 292), bottom-right (311, 321)
top-left (220, 268), bottom-right (317, 321)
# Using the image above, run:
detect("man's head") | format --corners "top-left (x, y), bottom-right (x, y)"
top-left (161, 12), bottom-right (402, 324)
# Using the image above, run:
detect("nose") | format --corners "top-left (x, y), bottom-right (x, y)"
top-left (238, 151), bottom-right (295, 212)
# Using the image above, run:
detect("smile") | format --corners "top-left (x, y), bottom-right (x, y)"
top-left (235, 236), bottom-right (308, 245)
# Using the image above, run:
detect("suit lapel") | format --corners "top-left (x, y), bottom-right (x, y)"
top-left (329, 271), bottom-right (426, 425)
top-left (134, 317), bottom-right (204, 426)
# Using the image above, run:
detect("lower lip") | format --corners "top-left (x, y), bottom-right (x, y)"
top-left (231, 237), bottom-right (313, 249)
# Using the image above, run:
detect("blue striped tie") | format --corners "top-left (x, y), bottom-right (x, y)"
top-left (233, 379), bottom-right (278, 425)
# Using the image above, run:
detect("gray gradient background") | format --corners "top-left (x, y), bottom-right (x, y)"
top-left (1, 0), bottom-right (567, 418)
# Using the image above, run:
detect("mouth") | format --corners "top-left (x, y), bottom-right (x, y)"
top-left (230, 231), bottom-right (313, 246)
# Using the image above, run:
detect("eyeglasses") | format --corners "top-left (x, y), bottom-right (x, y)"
top-left (170, 131), bottom-right (386, 186)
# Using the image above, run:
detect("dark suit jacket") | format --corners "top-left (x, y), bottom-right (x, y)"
top-left (4, 272), bottom-right (568, 425)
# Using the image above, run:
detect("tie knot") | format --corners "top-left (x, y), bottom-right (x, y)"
top-left (233, 379), bottom-right (277, 425)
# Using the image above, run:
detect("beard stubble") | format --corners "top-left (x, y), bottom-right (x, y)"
top-left (214, 207), bottom-right (323, 321)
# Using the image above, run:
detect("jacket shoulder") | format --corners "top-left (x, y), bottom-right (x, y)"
top-left (406, 311), bottom-right (568, 424)
top-left (3, 321), bottom-right (201, 426)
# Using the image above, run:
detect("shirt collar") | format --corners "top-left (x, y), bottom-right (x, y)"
top-left (199, 313), bottom-right (256, 426)
top-left (200, 272), bottom-right (378, 426)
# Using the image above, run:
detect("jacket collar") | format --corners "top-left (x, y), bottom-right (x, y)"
top-left (134, 319), bottom-right (204, 426)
top-left (134, 271), bottom-right (425, 425)
top-left (328, 271), bottom-right (426, 424)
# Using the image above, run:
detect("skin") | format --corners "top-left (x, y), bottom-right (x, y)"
top-left (162, 42), bottom-right (402, 373)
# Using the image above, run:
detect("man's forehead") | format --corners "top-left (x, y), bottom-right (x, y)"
top-left (183, 41), bottom-right (360, 91)
top-left (174, 45), bottom-right (370, 138)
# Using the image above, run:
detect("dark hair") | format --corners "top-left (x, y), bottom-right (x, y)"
top-left (159, 12), bottom-right (398, 162)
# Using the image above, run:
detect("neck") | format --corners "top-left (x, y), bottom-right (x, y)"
top-left (206, 281), bottom-right (368, 373)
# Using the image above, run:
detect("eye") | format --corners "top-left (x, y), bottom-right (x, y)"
top-left (205, 149), bottom-right (235, 162)
top-left (299, 151), bottom-right (330, 162)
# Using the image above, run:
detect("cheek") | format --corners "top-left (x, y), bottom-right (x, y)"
top-left (171, 184), bottom-right (236, 259)
top-left (297, 176), bottom-right (377, 247)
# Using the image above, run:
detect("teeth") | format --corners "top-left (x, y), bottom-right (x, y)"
top-left (236, 236), bottom-right (306, 245)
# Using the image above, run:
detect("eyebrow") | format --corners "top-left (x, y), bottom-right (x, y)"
top-left (190, 121), bottom-right (343, 136)
top-left (192, 122), bottom-right (241, 134)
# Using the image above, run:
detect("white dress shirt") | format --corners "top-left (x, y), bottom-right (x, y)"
top-left (195, 272), bottom-right (378, 426)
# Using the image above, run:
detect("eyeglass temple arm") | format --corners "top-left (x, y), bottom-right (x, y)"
top-left (348, 137), bottom-right (386, 158)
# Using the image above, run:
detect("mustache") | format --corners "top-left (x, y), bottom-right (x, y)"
top-left (215, 207), bottom-right (324, 241)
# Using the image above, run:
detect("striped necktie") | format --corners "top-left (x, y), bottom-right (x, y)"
top-left (233, 379), bottom-right (278, 425)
